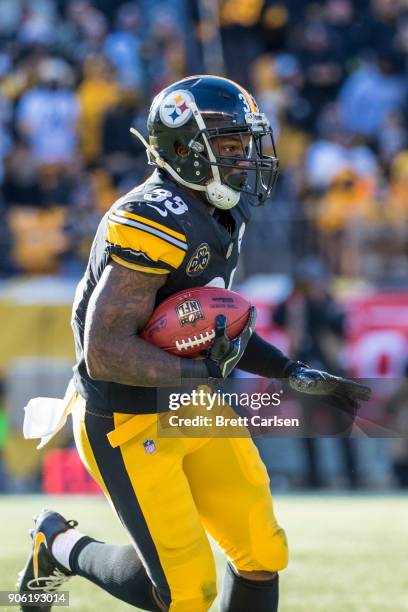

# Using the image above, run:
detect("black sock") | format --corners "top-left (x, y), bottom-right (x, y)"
top-left (69, 539), bottom-right (163, 611)
top-left (220, 563), bottom-right (279, 612)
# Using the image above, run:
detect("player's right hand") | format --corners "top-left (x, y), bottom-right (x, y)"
top-left (286, 363), bottom-right (371, 417)
top-left (204, 308), bottom-right (257, 379)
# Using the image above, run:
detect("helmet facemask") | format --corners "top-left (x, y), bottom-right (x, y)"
top-left (189, 114), bottom-right (279, 206)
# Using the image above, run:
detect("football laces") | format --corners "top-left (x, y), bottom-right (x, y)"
top-left (176, 330), bottom-right (216, 351)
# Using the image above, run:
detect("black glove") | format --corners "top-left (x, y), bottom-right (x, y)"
top-left (286, 362), bottom-right (371, 413)
top-left (204, 308), bottom-right (257, 379)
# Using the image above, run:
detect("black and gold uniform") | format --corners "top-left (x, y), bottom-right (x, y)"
top-left (72, 168), bottom-right (250, 414)
top-left (70, 169), bottom-right (288, 612)
top-left (69, 74), bottom-right (287, 612)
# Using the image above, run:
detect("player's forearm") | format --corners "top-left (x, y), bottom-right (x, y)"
top-left (85, 333), bottom-right (182, 386)
top-left (237, 332), bottom-right (294, 378)
top-left (85, 330), bottom-right (209, 387)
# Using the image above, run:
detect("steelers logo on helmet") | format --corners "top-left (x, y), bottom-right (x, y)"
top-left (159, 90), bottom-right (194, 128)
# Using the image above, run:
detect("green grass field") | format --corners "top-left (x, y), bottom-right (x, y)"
top-left (0, 494), bottom-right (407, 611)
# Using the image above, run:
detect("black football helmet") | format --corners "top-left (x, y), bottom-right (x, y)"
top-left (131, 75), bottom-right (279, 210)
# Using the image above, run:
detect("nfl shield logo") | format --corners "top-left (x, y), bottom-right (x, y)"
top-left (143, 439), bottom-right (156, 454)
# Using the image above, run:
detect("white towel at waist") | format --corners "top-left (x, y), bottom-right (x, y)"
top-left (23, 379), bottom-right (77, 449)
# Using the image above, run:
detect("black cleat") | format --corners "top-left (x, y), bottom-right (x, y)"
top-left (16, 509), bottom-right (77, 611)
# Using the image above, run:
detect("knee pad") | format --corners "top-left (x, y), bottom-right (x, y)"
top-left (267, 526), bottom-right (289, 571)
top-left (169, 581), bottom-right (217, 612)
top-left (249, 526), bottom-right (288, 572)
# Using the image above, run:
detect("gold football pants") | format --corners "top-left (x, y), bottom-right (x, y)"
top-left (72, 396), bottom-right (288, 612)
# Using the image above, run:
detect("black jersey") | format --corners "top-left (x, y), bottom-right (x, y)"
top-left (71, 169), bottom-right (251, 414)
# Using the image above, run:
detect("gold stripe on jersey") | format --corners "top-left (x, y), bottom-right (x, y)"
top-left (114, 209), bottom-right (187, 243)
top-left (111, 254), bottom-right (169, 275)
top-left (106, 221), bottom-right (186, 270)
top-left (108, 211), bottom-right (187, 250)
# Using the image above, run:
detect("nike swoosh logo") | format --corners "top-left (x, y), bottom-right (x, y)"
top-left (33, 532), bottom-right (47, 580)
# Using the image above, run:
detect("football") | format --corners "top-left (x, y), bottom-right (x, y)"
top-left (141, 287), bottom-right (252, 357)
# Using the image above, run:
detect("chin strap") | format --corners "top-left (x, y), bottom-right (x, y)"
top-left (130, 123), bottom-right (240, 210)
top-left (189, 101), bottom-right (240, 209)
top-left (205, 180), bottom-right (240, 209)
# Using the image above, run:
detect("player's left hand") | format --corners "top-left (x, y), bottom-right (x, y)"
top-left (205, 308), bottom-right (257, 379)
top-left (286, 363), bottom-right (371, 412)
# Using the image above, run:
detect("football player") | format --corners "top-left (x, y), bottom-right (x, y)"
top-left (18, 75), bottom-right (370, 612)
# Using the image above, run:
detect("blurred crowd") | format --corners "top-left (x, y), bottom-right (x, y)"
top-left (0, 0), bottom-right (407, 282)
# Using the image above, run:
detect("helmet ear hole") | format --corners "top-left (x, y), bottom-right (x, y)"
top-left (174, 141), bottom-right (189, 158)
